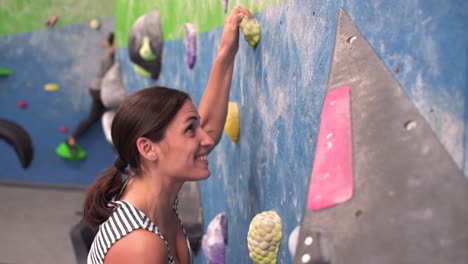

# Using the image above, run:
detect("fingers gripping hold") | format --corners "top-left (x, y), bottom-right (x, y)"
top-left (226, 6), bottom-right (253, 26)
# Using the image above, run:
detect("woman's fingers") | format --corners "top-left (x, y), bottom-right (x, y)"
top-left (226, 6), bottom-right (253, 26)
top-left (233, 13), bottom-right (245, 25)
top-left (232, 6), bottom-right (253, 18)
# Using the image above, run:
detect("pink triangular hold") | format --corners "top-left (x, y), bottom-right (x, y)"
top-left (308, 85), bottom-right (353, 211)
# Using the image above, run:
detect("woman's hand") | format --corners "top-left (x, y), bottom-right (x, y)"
top-left (217, 6), bottom-right (254, 62)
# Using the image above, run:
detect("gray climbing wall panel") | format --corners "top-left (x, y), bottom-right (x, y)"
top-left (294, 9), bottom-right (468, 264)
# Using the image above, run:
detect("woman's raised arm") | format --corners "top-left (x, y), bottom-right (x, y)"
top-left (198, 6), bottom-right (253, 147)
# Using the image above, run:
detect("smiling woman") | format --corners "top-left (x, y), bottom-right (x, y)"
top-left (84, 87), bottom-right (196, 264)
top-left (82, 6), bottom-right (254, 264)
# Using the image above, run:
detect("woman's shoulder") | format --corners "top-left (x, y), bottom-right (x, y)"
top-left (104, 229), bottom-right (168, 263)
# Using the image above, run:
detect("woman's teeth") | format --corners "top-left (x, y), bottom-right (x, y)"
top-left (196, 155), bottom-right (207, 161)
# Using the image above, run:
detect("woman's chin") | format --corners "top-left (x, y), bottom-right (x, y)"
top-left (186, 169), bottom-right (210, 181)
top-left (200, 170), bottom-right (211, 180)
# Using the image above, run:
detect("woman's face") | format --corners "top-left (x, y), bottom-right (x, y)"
top-left (156, 100), bottom-right (214, 181)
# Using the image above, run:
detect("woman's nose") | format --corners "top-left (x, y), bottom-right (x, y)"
top-left (199, 128), bottom-right (214, 147)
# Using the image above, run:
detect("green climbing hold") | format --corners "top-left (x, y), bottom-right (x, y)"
top-left (239, 16), bottom-right (261, 48)
top-left (0, 68), bottom-right (13, 76)
top-left (55, 142), bottom-right (86, 160)
top-left (133, 64), bottom-right (151, 77)
top-left (247, 211), bottom-right (282, 264)
top-left (139, 36), bottom-right (157, 61)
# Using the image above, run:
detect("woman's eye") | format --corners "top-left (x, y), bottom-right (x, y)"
top-left (186, 125), bottom-right (195, 133)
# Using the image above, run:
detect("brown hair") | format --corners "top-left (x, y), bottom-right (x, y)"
top-left (83, 86), bottom-right (190, 229)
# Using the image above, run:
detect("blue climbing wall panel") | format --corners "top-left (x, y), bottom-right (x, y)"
top-left (0, 19), bottom-right (116, 185)
top-left (113, 1), bottom-right (467, 263)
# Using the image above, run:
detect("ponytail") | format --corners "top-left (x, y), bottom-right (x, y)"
top-left (83, 166), bottom-right (124, 229)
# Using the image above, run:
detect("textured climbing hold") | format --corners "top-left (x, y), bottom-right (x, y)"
top-left (139, 36), bottom-right (157, 61)
top-left (45, 16), bottom-right (58, 27)
top-left (202, 213), bottom-right (228, 264)
top-left (89, 19), bottom-right (100, 30)
top-left (223, 102), bottom-right (240, 142)
top-left (0, 68), bottom-right (13, 76)
top-left (239, 16), bottom-right (261, 48)
top-left (133, 64), bottom-right (151, 77)
top-left (59, 125), bottom-right (68, 133)
top-left (17, 100), bottom-right (27, 109)
top-left (128, 8), bottom-right (163, 80)
top-left (221, 0), bottom-right (229, 13)
top-left (184, 23), bottom-right (197, 69)
top-left (247, 211), bottom-right (282, 264)
top-left (55, 142), bottom-right (86, 161)
top-left (44, 83), bottom-right (59, 92)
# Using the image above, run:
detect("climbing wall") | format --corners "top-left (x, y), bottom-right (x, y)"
top-left (0, 0), bottom-right (116, 185)
top-left (0, 0), bottom-right (466, 263)
top-left (115, 0), bottom-right (467, 263)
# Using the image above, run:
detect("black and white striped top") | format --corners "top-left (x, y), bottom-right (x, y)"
top-left (87, 200), bottom-right (191, 264)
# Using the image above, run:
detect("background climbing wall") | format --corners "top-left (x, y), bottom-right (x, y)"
top-left (114, 0), bottom-right (467, 263)
top-left (0, 0), bottom-right (116, 185)
top-left (0, 0), bottom-right (466, 263)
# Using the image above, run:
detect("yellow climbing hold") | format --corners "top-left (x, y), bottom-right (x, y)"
top-left (224, 102), bottom-right (240, 142)
top-left (239, 16), bottom-right (261, 48)
top-left (139, 36), bottom-right (157, 61)
top-left (133, 64), bottom-right (151, 77)
top-left (44, 83), bottom-right (59, 92)
top-left (89, 19), bottom-right (100, 30)
top-left (247, 210), bottom-right (282, 264)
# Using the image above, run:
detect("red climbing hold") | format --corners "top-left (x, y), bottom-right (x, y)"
top-left (59, 125), bottom-right (68, 133)
top-left (45, 16), bottom-right (58, 27)
top-left (17, 100), bottom-right (27, 109)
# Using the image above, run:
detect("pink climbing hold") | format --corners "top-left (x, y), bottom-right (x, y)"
top-left (17, 100), bottom-right (27, 109)
top-left (45, 16), bottom-right (58, 27)
top-left (59, 125), bottom-right (68, 133)
top-left (308, 85), bottom-right (353, 211)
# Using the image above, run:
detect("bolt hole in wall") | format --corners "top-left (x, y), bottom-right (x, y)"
top-left (404, 120), bottom-right (417, 131)
top-left (346, 35), bottom-right (357, 44)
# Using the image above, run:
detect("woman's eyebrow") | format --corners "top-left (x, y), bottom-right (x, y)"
top-left (184, 115), bottom-right (199, 122)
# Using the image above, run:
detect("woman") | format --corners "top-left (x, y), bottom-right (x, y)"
top-left (83, 7), bottom-right (253, 264)
top-left (67, 32), bottom-right (115, 148)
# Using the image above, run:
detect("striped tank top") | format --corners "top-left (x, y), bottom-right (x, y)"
top-left (87, 200), bottom-right (192, 264)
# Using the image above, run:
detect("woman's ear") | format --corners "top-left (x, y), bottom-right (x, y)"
top-left (136, 137), bottom-right (158, 161)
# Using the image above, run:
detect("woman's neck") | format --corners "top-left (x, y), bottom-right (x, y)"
top-left (121, 172), bottom-right (183, 227)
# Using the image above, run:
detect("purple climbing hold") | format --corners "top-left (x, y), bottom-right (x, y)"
top-left (202, 212), bottom-right (228, 264)
top-left (184, 23), bottom-right (197, 69)
top-left (221, 0), bottom-right (229, 13)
